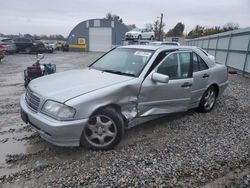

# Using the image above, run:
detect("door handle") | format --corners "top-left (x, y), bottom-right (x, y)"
top-left (181, 82), bottom-right (192, 88)
top-left (203, 73), bottom-right (210, 78)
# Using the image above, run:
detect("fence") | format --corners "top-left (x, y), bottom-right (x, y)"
top-left (184, 27), bottom-right (250, 74)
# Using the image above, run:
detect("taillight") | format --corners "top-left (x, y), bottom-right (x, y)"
top-left (0, 45), bottom-right (6, 53)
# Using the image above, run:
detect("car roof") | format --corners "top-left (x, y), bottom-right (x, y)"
top-left (118, 44), bottom-right (198, 51)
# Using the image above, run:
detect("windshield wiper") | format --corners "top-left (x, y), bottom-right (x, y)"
top-left (102, 69), bottom-right (135, 77)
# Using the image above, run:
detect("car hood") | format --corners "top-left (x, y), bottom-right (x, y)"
top-left (29, 68), bottom-right (134, 103)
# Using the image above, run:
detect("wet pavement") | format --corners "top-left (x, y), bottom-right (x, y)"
top-left (0, 52), bottom-right (102, 177)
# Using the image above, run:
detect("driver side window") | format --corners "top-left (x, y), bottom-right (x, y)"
top-left (157, 52), bottom-right (191, 80)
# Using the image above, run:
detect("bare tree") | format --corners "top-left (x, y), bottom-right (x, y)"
top-left (127, 24), bottom-right (137, 30)
top-left (153, 19), bottom-right (165, 41)
top-left (105, 12), bottom-right (123, 23)
top-left (145, 23), bottom-right (153, 31)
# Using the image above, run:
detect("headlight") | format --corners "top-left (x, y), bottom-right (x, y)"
top-left (41, 100), bottom-right (76, 120)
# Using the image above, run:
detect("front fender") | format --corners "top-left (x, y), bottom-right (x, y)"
top-left (66, 78), bottom-right (142, 120)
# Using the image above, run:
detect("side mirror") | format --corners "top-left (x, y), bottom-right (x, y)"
top-left (151, 72), bottom-right (169, 83)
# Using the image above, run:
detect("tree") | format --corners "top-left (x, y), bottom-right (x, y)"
top-left (187, 25), bottom-right (205, 39)
top-left (145, 23), bottom-right (153, 31)
top-left (186, 22), bottom-right (240, 39)
top-left (153, 19), bottom-right (165, 41)
top-left (24, 33), bottom-right (33, 38)
top-left (203, 26), bottom-right (221, 36)
top-left (222, 22), bottom-right (239, 32)
top-left (166, 22), bottom-right (185, 37)
top-left (127, 24), bottom-right (136, 30)
top-left (105, 12), bottom-right (123, 23)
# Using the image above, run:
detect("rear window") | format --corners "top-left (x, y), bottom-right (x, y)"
top-left (198, 48), bottom-right (209, 56)
top-left (163, 42), bottom-right (178, 46)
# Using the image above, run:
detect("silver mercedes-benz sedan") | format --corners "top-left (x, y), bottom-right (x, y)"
top-left (20, 45), bottom-right (228, 150)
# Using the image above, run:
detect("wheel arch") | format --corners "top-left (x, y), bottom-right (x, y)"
top-left (89, 103), bottom-right (128, 124)
top-left (208, 83), bottom-right (219, 97)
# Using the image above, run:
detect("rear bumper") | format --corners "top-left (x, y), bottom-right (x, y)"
top-left (218, 81), bottom-right (229, 96)
top-left (20, 94), bottom-right (88, 147)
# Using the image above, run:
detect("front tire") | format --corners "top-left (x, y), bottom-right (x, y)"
top-left (81, 107), bottom-right (124, 150)
top-left (198, 86), bottom-right (217, 112)
top-left (138, 35), bottom-right (142, 40)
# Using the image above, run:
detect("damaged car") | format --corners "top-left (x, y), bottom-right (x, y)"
top-left (20, 45), bottom-right (228, 150)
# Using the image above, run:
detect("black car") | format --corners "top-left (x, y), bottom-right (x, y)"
top-left (14, 37), bottom-right (46, 53)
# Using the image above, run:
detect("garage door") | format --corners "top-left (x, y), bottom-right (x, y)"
top-left (89, 28), bottom-right (112, 52)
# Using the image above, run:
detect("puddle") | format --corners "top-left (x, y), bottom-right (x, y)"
top-left (0, 125), bottom-right (44, 177)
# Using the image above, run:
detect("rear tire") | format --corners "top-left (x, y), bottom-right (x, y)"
top-left (81, 107), bottom-right (124, 150)
top-left (198, 86), bottom-right (217, 113)
top-left (138, 35), bottom-right (142, 40)
top-left (150, 36), bottom-right (154, 40)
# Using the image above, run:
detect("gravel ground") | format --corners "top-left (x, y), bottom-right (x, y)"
top-left (0, 52), bottom-right (250, 187)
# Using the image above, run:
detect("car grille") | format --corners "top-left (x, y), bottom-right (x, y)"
top-left (25, 88), bottom-right (40, 111)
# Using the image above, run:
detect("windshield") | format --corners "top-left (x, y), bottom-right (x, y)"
top-left (90, 48), bottom-right (154, 77)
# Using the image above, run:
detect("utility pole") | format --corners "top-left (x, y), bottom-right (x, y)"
top-left (159, 13), bottom-right (163, 41)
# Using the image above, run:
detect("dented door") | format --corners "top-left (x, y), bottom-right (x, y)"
top-left (138, 51), bottom-right (193, 117)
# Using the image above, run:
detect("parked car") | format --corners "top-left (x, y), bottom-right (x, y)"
top-left (0, 44), bottom-right (5, 62)
top-left (20, 45), bottom-right (228, 150)
top-left (0, 37), bottom-right (16, 54)
top-left (43, 41), bottom-right (57, 50)
top-left (56, 42), bottom-right (63, 50)
top-left (14, 37), bottom-right (46, 53)
top-left (125, 28), bottom-right (154, 40)
top-left (149, 41), bottom-right (180, 46)
top-left (43, 42), bottom-right (54, 53)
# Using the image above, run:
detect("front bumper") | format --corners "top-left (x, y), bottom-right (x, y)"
top-left (125, 35), bottom-right (138, 40)
top-left (20, 94), bottom-right (88, 147)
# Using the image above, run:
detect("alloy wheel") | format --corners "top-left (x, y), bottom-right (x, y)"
top-left (204, 89), bottom-right (216, 111)
top-left (84, 115), bottom-right (117, 147)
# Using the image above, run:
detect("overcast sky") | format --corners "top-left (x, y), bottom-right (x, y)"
top-left (0, 0), bottom-right (249, 37)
